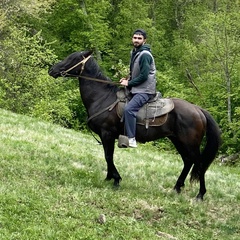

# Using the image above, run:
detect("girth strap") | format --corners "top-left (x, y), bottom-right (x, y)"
top-left (87, 98), bottom-right (120, 123)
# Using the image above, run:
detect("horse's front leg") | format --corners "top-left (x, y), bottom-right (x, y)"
top-left (101, 133), bottom-right (122, 187)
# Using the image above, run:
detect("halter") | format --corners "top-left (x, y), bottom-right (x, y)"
top-left (60, 55), bottom-right (92, 77)
top-left (60, 54), bottom-right (121, 86)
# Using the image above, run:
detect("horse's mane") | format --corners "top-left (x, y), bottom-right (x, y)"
top-left (80, 51), bottom-right (119, 92)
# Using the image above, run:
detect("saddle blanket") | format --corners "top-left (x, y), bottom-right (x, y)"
top-left (116, 91), bottom-right (174, 128)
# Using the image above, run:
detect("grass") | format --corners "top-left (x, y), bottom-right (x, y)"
top-left (0, 108), bottom-right (239, 240)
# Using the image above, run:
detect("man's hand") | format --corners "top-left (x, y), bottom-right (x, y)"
top-left (120, 78), bottom-right (129, 86)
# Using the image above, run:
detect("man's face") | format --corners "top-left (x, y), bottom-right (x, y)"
top-left (132, 34), bottom-right (145, 48)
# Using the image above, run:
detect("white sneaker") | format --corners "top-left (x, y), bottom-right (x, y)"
top-left (128, 137), bottom-right (137, 148)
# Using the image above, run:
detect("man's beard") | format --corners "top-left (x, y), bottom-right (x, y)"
top-left (133, 42), bottom-right (143, 48)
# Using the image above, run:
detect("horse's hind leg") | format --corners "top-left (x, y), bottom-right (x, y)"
top-left (174, 159), bottom-right (193, 193)
top-left (196, 174), bottom-right (206, 200)
top-left (170, 137), bottom-right (200, 195)
top-left (191, 163), bottom-right (206, 200)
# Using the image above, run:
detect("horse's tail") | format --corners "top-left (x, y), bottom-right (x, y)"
top-left (190, 108), bottom-right (221, 182)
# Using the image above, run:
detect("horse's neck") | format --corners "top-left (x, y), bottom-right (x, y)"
top-left (79, 78), bottom-right (117, 115)
top-left (79, 59), bottom-right (118, 114)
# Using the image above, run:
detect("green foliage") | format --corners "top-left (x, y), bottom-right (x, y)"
top-left (0, 24), bottom-right (85, 130)
top-left (110, 59), bottom-right (129, 80)
top-left (0, 26), bottom-right (55, 112)
top-left (108, 0), bottom-right (152, 61)
top-left (39, 0), bottom-right (112, 59)
top-left (170, 0), bottom-right (240, 154)
top-left (221, 107), bottom-right (240, 154)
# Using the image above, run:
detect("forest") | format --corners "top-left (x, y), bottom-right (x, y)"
top-left (1, 0), bottom-right (240, 157)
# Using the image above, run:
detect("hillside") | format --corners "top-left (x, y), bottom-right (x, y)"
top-left (0, 109), bottom-right (239, 239)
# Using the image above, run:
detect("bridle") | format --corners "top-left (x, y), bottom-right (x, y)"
top-left (60, 55), bottom-right (92, 77)
top-left (60, 55), bottom-right (121, 86)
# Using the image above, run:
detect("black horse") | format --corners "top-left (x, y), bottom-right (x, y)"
top-left (49, 50), bottom-right (221, 200)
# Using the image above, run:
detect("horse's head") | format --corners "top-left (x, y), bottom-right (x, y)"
top-left (48, 50), bottom-right (93, 78)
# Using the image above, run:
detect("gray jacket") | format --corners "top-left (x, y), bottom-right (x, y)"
top-left (130, 50), bottom-right (156, 95)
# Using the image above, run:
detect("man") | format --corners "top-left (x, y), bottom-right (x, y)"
top-left (120, 29), bottom-right (156, 148)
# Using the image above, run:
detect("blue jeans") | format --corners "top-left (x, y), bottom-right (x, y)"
top-left (124, 93), bottom-right (151, 138)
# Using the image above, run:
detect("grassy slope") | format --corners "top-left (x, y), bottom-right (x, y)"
top-left (0, 109), bottom-right (239, 240)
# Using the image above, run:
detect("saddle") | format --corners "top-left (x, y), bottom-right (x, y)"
top-left (116, 89), bottom-right (174, 128)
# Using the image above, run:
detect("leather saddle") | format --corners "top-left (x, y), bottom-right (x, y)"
top-left (116, 89), bottom-right (174, 128)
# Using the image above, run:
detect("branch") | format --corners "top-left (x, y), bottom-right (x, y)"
top-left (185, 69), bottom-right (202, 96)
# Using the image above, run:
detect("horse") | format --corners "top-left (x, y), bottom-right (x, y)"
top-left (48, 50), bottom-right (221, 200)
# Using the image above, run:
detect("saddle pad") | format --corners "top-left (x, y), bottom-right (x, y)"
top-left (137, 98), bottom-right (174, 121)
top-left (137, 113), bottom-right (168, 127)
top-left (117, 98), bottom-right (174, 127)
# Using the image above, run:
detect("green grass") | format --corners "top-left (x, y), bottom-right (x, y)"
top-left (0, 108), bottom-right (239, 239)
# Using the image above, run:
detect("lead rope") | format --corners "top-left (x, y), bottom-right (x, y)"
top-left (88, 126), bottom-right (102, 145)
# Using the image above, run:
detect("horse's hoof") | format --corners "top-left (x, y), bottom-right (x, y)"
top-left (113, 182), bottom-right (120, 189)
top-left (196, 195), bottom-right (204, 201)
top-left (113, 178), bottom-right (122, 188)
top-left (173, 186), bottom-right (181, 194)
top-left (105, 176), bottom-right (112, 181)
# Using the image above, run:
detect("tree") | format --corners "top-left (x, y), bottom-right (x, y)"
top-left (0, 1), bottom-right (86, 129)
top-left (172, 0), bottom-right (240, 153)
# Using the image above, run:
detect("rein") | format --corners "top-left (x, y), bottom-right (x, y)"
top-left (60, 55), bottom-right (121, 86)
top-left (80, 76), bottom-right (121, 86)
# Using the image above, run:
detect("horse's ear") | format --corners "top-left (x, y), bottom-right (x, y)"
top-left (84, 50), bottom-right (94, 58)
